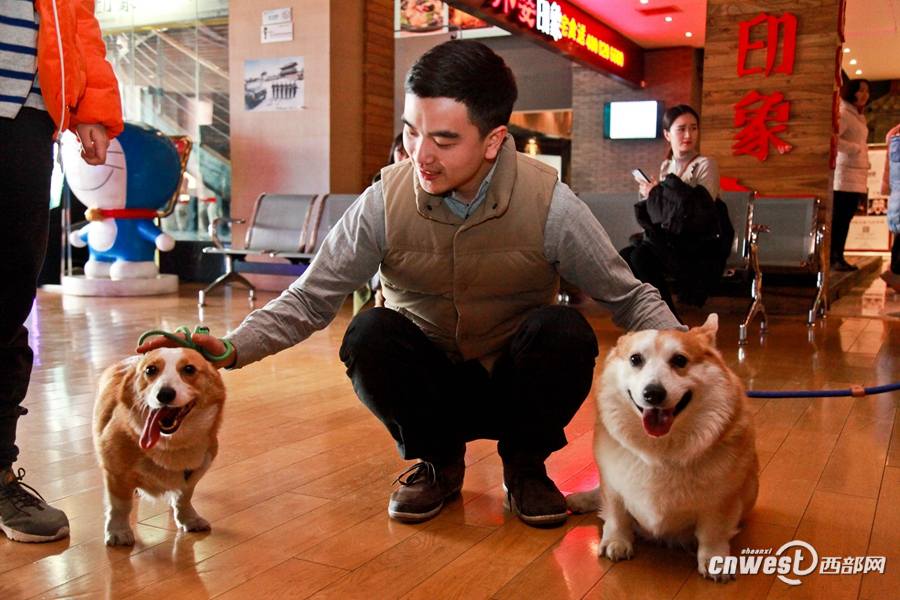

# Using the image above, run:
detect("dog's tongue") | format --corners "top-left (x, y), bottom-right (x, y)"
top-left (642, 408), bottom-right (675, 437)
top-left (140, 409), bottom-right (164, 450)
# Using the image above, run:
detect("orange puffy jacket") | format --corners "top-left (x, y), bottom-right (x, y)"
top-left (34, 0), bottom-right (123, 139)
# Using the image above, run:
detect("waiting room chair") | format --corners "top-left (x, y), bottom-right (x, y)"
top-left (303, 194), bottom-right (359, 253)
top-left (720, 191), bottom-right (767, 344)
top-left (199, 193), bottom-right (318, 306)
top-left (752, 196), bottom-right (826, 326)
top-left (577, 192), bottom-right (643, 253)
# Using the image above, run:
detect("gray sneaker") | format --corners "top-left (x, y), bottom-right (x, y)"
top-left (0, 467), bottom-right (70, 543)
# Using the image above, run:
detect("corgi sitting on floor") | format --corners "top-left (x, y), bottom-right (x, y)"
top-left (93, 347), bottom-right (225, 546)
top-left (568, 314), bottom-right (758, 582)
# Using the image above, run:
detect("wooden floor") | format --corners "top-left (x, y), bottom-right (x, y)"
top-left (3, 283), bottom-right (898, 599)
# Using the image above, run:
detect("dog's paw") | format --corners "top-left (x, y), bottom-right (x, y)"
top-left (105, 527), bottom-right (135, 546)
top-left (599, 536), bottom-right (634, 562)
top-left (698, 556), bottom-right (735, 583)
top-left (177, 515), bottom-right (211, 532)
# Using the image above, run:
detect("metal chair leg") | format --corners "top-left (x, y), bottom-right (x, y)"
top-left (807, 225), bottom-right (828, 326)
top-left (739, 227), bottom-right (768, 345)
top-left (808, 269), bottom-right (827, 325)
top-left (198, 257), bottom-right (257, 306)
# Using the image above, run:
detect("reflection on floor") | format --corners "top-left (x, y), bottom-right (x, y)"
top-left (830, 258), bottom-right (900, 320)
top-left (3, 284), bottom-right (898, 599)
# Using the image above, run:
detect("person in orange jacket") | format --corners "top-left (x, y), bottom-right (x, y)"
top-left (0, 0), bottom-right (123, 543)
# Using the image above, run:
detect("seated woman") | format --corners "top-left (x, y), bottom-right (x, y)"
top-left (620, 104), bottom-right (733, 320)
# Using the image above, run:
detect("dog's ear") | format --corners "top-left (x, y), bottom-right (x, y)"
top-left (197, 359), bottom-right (226, 401)
top-left (692, 313), bottom-right (719, 345)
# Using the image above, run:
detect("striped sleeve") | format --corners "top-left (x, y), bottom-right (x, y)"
top-left (0, 2), bottom-right (43, 118)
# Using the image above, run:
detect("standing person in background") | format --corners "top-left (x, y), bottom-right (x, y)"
top-left (0, 0), bottom-right (123, 542)
top-left (359, 132), bottom-right (410, 309)
top-left (621, 104), bottom-right (733, 320)
top-left (389, 131), bottom-right (409, 165)
top-left (832, 76), bottom-right (871, 272)
top-left (881, 123), bottom-right (900, 291)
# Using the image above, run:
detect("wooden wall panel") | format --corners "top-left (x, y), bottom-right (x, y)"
top-left (363, 0), bottom-right (395, 184)
top-left (701, 0), bottom-right (844, 196)
top-left (329, 0), bottom-right (395, 192)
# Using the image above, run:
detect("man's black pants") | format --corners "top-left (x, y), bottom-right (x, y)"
top-left (339, 306), bottom-right (599, 463)
top-left (0, 108), bottom-right (56, 468)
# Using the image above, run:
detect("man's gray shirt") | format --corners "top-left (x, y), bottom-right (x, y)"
top-left (226, 179), bottom-right (682, 368)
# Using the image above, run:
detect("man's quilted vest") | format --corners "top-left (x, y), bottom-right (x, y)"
top-left (379, 136), bottom-right (559, 365)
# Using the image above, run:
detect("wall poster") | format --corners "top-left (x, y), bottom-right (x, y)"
top-left (243, 56), bottom-right (304, 112)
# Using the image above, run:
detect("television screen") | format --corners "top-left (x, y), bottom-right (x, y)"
top-left (604, 101), bottom-right (661, 140)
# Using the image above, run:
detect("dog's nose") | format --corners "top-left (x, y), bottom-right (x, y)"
top-left (157, 387), bottom-right (176, 405)
top-left (642, 383), bottom-right (667, 406)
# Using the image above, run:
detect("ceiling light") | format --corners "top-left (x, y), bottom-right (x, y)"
top-left (842, 47), bottom-right (850, 53)
top-left (664, 16), bottom-right (673, 22)
top-left (849, 58), bottom-right (857, 65)
top-left (685, 31), bottom-right (693, 38)
top-left (640, 0), bottom-right (649, 4)
top-left (855, 69), bottom-right (862, 75)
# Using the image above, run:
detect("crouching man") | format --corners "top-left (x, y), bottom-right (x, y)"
top-left (140, 40), bottom-right (679, 527)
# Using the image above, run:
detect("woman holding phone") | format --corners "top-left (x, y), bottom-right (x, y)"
top-left (622, 104), bottom-right (732, 319)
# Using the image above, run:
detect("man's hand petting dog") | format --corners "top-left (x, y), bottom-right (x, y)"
top-left (136, 331), bottom-right (236, 369)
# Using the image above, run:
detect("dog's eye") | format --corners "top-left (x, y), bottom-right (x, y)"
top-left (670, 354), bottom-right (689, 369)
top-left (182, 364), bottom-right (197, 375)
top-left (629, 353), bottom-right (644, 367)
top-left (144, 365), bottom-right (158, 377)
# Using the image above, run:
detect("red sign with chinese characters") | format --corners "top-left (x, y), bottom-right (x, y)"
top-left (445, 0), bottom-right (643, 87)
top-left (737, 12), bottom-right (797, 77)
top-left (733, 90), bottom-right (793, 160)
top-left (732, 12), bottom-right (798, 161)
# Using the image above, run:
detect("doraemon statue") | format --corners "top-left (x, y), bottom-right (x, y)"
top-left (62, 122), bottom-right (181, 279)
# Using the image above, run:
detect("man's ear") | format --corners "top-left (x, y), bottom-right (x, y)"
top-left (484, 125), bottom-right (508, 160)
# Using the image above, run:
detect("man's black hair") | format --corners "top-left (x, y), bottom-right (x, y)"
top-left (405, 40), bottom-right (518, 137)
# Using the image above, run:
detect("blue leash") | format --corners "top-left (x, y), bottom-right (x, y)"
top-left (747, 381), bottom-right (900, 399)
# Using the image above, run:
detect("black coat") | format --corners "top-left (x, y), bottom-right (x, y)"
top-left (633, 174), bottom-right (735, 304)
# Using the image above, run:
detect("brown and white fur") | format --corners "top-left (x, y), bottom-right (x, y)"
top-left (568, 315), bottom-right (758, 582)
top-left (93, 347), bottom-right (225, 546)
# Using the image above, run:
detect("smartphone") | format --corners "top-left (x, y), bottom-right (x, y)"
top-left (632, 168), bottom-right (651, 184)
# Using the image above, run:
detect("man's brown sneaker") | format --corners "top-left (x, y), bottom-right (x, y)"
top-left (388, 457), bottom-right (465, 523)
top-left (503, 459), bottom-right (568, 528)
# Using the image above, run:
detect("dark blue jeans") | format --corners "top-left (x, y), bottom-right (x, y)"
top-left (339, 305), bottom-right (599, 463)
top-left (0, 108), bottom-right (55, 468)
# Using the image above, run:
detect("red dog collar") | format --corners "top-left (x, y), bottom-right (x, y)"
top-left (86, 207), bottom-right (159, 221)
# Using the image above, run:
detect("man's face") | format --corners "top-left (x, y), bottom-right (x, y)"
top-left (402, 94), bottom-right (505, 201)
